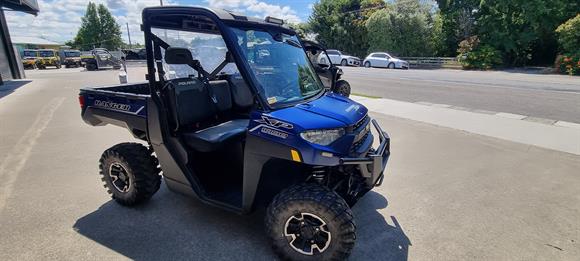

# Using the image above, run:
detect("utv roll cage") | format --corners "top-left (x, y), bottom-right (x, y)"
top-left (143, 6), bottom-right (297, 112)
top-left (141, 7), bottom-right (308, 212)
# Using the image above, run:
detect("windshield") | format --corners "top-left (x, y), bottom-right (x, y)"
top-left (23, 51), bottom-right (37, 57)
top-left (65, 51), bottom-right (80, 57)
top-left (231, 28), bottom-right (324, 106)
top-left (39, 51), bottom-right (55, 57)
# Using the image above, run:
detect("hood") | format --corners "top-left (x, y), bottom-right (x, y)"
top-left (296, 93), bottom-right (367, 125)
top-left (266, 93), bottom-right (367, 131)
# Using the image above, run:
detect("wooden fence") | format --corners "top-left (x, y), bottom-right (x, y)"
top-left (399, 57), bottom-right (462, 69)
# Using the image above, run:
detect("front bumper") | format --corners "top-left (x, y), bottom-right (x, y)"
top-left (339, 119), bottom-right (390, 187)
top-left (64, 59), bottom-right (81, 65)
top-left (347, 59), bottom-right (361, 66)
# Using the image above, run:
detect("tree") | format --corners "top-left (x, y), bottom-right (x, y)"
top-left (477, 0), bottom-right (579, 66)
top-left (555, 14), bottom-right (580, 55)
top-left (72, 2), bottom-right (123, 51)
top-left (435, 0), bottom-right (480, 56)
top-left (97, 4), bottom-right (123, 50)
top-left (289, 23), bottom-right (315, 41)
top-left (309, 0), bottom-right (384, 58)
top-left (365, 0), bottom-right (437, 57)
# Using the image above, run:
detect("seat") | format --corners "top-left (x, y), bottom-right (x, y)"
top-left (226, 74), bottom-right (254, 112)
top-left (165, 77), bottom-right (249, 152)
top-left (182, 119), bottom-right (249, 152)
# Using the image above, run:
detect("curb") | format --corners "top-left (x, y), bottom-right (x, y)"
top-left (352, 95), bottom-right (580, 155)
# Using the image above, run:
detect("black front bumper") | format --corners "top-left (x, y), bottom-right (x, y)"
top-left (339, 119), bottom-right (390, 187)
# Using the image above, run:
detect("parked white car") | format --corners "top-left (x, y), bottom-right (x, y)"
top-left (326, 49), bottom-right (361, 66)
top-left (363, 52), bottom-right (409, 69)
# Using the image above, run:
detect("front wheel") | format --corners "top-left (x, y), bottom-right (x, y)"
top-left (334, 80), bottom-right (351, 97)
top-left (388, 62), bottom-right (395, 69)
top-left (341, 59), bottom-right (348, 66)
top-left (266, 183), bottom-right (356, 261)
top-left (86, 63), bottom-right (97, 71)
top-left (364, 61), bottom-right (371, 68)
top-left (99, 143), bottom-right (161, 206)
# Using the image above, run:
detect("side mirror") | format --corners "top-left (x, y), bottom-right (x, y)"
top-left (165, 47), bottom-right (193, 65)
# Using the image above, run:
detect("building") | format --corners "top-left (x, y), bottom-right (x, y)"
top-left (0, 0), bottom-right (39, 84)
top-left (12, 36), bottom-right (63, 57)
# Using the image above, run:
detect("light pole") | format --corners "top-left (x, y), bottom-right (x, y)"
top-left (126, 23), bottom-right (132, 49)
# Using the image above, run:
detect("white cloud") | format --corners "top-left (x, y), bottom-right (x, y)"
top-left (5, 0), bottom-right (173, 45)
top-left (206, 0), bottom-right (301, 23)
top-left (5, 0), bottom-right (301, 46)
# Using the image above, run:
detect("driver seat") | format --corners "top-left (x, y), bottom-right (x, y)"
top-left (166, 78), bottom-right (249, 152)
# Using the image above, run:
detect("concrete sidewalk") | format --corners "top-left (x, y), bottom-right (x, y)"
top-left (352, 96), bottom-right (580, 155)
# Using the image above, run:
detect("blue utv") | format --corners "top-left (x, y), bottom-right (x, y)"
top-left (78, 6), bottom-right (390, 260)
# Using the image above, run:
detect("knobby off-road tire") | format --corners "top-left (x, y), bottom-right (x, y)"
top-left (99, 143), bottom-right (161, 206)
top-left (86, 63), bottom-right (97, 71)
top-left (334, 80), bottom-right (351, 98)
top-left (266, 183), bottom-right (356, 261)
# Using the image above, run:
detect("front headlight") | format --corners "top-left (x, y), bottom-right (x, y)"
top-left (300, 128), bottom-right (345, 145)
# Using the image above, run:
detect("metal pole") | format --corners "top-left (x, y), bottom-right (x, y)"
top-left (126, 23), bottom-right (132, 49)
top-left (159, 0), bottom-right (163, 5)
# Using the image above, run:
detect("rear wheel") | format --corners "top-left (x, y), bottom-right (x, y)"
top-left (364, 61), bottom-right (371, 68)
top-left (99, 143), bottom-right (161, 206)
top-left (266, 183), bottom-right (356, 261)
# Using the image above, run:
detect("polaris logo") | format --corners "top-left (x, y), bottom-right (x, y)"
top-left (94, 100), bottom-right (131, 111)
top-left (177, 81), bottom-right (195, 86)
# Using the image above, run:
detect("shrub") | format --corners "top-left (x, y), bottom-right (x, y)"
top-left (559, 54), bottom-right (580, 76)
top-left (556, 14), bottom-right (580, 55)
top-left (457, 36), bottom-right (502, 70)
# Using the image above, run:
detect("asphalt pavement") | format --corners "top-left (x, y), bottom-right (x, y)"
top-left (0, 68), bottom-right (579, 260)
top-left (341, 67), bottom-right (580, 123)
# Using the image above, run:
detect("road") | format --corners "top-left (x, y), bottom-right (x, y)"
top-left (0, 68), bottom-right (579, 260)
top-left (342, 67), bottom-right (580, 123)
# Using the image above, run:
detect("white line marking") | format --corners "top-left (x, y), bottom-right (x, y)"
top-left (0, 97), bottom-right (65, 211)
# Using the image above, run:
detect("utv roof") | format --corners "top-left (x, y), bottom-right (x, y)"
top-left (142, 6), bottom-right (295, 35)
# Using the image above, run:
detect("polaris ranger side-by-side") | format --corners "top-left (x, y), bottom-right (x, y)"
top-left (79, 6), bottom-right (390, 260)
top-left (81, 48), bottom-right (122, 71)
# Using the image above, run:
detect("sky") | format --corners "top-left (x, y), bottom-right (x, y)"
top-left (4, 0), bottom-right (317, 44)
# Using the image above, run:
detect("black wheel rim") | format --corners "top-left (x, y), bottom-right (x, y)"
top-left (109, 163), bottom-right (131, 193)
top-left (284, 212), bottom-right (331, 255)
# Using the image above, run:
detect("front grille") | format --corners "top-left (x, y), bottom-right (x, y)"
top-left (349, 115), bottom-right (371, 155)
